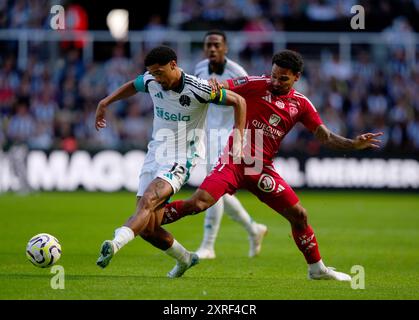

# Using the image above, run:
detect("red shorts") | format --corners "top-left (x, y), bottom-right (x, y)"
top-left (199, 161), bottom-right (299, 213)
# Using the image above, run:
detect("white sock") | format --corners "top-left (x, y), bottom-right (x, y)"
top-left (165, 239), bottom-right (190, 264)
top-left (112, 226), bottom-right (135, 253)
top-left (199, 199), bottom-right (224, 250)
top-left (223, 194), bottom-right (256, 235)
top-left (309, 259), bottom-right (327, 273)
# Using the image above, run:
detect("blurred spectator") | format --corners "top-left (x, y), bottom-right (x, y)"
top-left (321, 53), bottom-right (352, 81)
top-left (143, 14), bottom-right (169, 51)
top-left (7, 101), bottom-right (35, 143)
top-left (407, 113), bottom-right (419, 149)
top-left (0, 119), bottom-right (5, 147)
top-left (121, 101), bottom-right (152, 149)
top-left (9, 0), bottom-right (30, 28)
top-left (6, 100), bottom-right (34, 194)
top-left (383, 16), bottom-right (415, 54)
top-left (104, 44), bottom-right (132, 94)
top-left (306, 0), bottom-right (338, 21)
top-left (240, 15), bottom-right (275, 59)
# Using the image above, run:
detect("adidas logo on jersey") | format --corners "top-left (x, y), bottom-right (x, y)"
top-left (154, 92), bottom-right (163, 99)
top-left (262, 94), bottom-right (272, 103)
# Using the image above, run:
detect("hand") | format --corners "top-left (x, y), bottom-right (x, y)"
top-left (208, 78), bottom-right (223, 93)
top-left (95, 99), bottom-right (108, 131)
top-left (354, 132), bottom-right (383, 150)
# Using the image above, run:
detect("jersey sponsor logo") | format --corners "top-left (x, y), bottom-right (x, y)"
top-left (252, 119), bottom-right (285, 139)
top-left (179, 95), bottom-right (191, 107)
top-left (156, 106), bottom-right (191, 122)
top-left (289, 106), bottom-right (299, 118)
top-left (275, 100), bottom-right (285, 109)
top-left (232, 77), bottom-right (248, 86)
top-left (269, 114), bottom-right (281, 126)
top-left (257, 174), bottom-right (276, 192)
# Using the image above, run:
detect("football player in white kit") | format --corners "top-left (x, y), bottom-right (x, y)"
top-left (194, 31), bottom-right (268, 259)
top-left (95, 46), bottom-right (246, 278)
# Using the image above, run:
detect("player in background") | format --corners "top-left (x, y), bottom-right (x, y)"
top-left (161, 50), bottom-right (383, 281)
top-left (194, 30), bottom-right (267, 259)
top-left (95, 46), bottom-right (246, 278)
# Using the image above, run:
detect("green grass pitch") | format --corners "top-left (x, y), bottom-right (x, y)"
top-left (0, 190), bottom-right (418, 300)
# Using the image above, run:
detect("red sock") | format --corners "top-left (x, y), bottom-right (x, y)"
top-left (161, 200), bottom-right (185, 225)
top-left (292, 225), bottom-right (321, 264)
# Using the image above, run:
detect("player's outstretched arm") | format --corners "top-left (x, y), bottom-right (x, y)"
top-left (95, 80), bottom-right (137, 131)
top-left (314, 124), bottom-right (383, 151)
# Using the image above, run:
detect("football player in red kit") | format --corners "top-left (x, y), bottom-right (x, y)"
top-left (162, 50), bottom-right (383, 281)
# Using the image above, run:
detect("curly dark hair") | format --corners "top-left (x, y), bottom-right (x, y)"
top-left (144, 46), bottom-right (177, 67)
top-left (272, 50), bottom-right (304, 74)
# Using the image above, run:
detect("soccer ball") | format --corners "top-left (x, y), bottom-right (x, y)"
top-left (26, 233), bottom-right (62, 268)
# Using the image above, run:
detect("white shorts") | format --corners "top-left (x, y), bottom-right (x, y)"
top-left (137, 158), bottom-right (196, 197)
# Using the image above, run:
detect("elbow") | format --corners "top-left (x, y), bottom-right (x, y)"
top-left (314, 126), bottom-right (330, 145)
top-left (321, 132), bottom-right (331, 145)
top-left (235, 96), bottom-right (246, 112)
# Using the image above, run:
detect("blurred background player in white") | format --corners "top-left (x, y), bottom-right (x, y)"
top-left (194, 30), bottom-right (267, 259)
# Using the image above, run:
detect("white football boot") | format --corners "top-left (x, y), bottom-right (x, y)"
top-left (195, 247), bottom-right (216, 259)
top-left (308, 266), bottom-right (352, 281)
top-left (167, 253), bottom-right (200, 278)
top-left (248, 223), bottom-right (268, 258)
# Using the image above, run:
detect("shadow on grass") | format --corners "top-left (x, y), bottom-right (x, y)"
top-left (0, 272), bottom-right (269, 282)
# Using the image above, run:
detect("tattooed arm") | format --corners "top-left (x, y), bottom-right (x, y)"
top-left (314, 124), bottom-right (383, 151)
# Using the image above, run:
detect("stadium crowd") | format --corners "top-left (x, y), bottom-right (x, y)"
top-left (0, 0), bottom-right (418, 155)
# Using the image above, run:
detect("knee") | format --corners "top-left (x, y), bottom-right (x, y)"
top-left (139, 192), bottom-right (158, 211)
top-left (288, 206), bottom-right (308, 229)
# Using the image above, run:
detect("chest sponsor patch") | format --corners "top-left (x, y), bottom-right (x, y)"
top-left (269, 114), bottom-right (281, 126)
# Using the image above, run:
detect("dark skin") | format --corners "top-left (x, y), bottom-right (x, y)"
top-left (95, 60), bottom-right (247, 250)
top-left (204, 34), bottom-right (228, 74)
top-left (164, 63), bottom-right (384, 231)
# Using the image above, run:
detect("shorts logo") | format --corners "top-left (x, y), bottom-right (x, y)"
top-left (257, 174), bottom-right (276, 193)
top-left (179, 95), bottom-right (191, 107)
top-left (269, 114), bottom-right (281, 126)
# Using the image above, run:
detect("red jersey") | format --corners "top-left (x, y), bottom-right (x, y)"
top-left (225, 75), bottom-right (323, 164)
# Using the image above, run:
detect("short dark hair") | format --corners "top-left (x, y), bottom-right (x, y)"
top-left (272, 50), bottom-right (304, 74)
top-left (204, 30), bottom-right (227, 43)
top-left (144, 46), bottom-right (177, 67)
